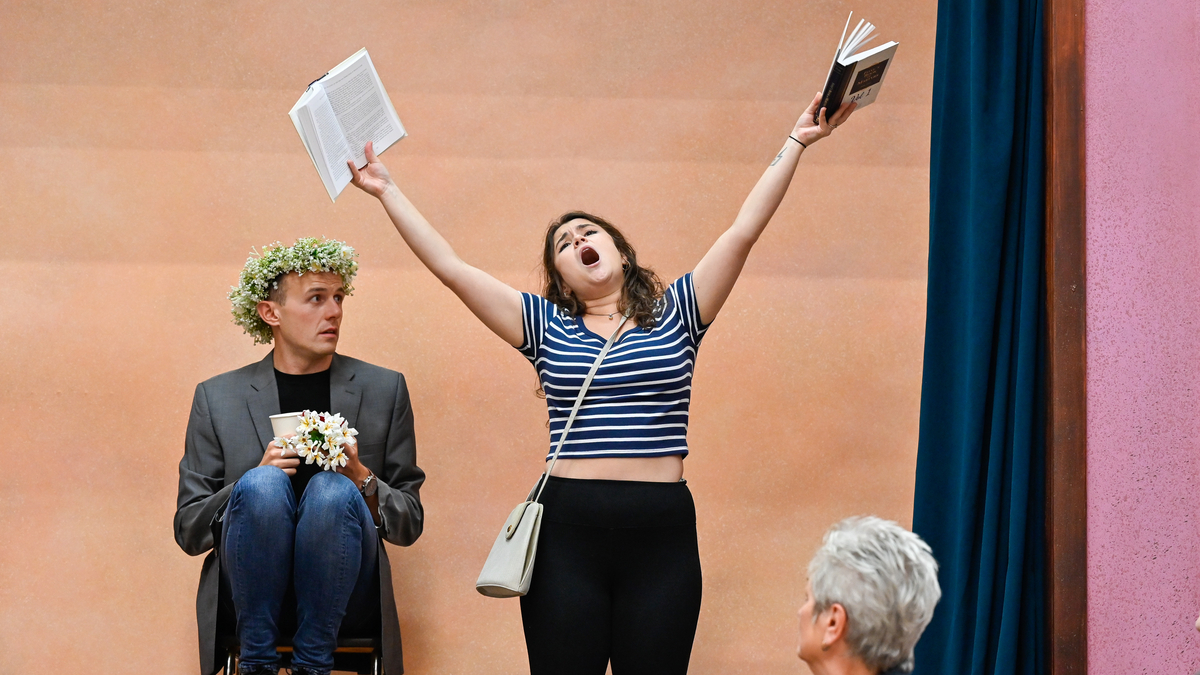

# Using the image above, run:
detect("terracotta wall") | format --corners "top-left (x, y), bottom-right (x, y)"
top-left (0, 2), bottom-right (935, 672)
top-left (1085, 0), bottom-right (1200, 671)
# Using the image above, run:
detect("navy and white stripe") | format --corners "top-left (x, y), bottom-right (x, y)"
top-left (518, 273), bottom-right (711, 460)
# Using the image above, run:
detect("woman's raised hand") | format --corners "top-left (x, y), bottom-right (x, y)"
top-left (347, 141), bottom-right (395, 199)
top-left (791, 91), bottom-right (857, 147)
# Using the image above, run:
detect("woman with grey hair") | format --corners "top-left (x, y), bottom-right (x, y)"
top-left (797, 516), bottom-right (941, 675)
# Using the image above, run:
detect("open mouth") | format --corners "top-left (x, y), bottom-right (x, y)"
top-left (580, 246), bottom-right (600, 266)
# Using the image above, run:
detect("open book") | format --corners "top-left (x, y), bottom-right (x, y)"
top-left (289, 49), bottom-right (406, 201)
top-left (815, 13), bottom-right (899, 123)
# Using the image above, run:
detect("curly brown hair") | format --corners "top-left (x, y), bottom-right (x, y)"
top-left (541, 211), bottom-right (665, 329)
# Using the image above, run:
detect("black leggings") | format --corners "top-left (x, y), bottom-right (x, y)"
top-left (520, 476), bottom-right (703, 675)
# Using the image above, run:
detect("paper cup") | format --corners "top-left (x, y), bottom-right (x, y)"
top-left (269, 412), bottom-right (303, 437)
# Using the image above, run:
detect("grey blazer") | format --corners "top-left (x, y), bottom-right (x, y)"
top-left (174, 352), bottom-right (425, 675)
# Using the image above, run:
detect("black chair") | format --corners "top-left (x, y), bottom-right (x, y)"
top-left (214, 539), bottom-right (385, 674)
top-left (217, 587), bottom-right (385, 675)
top-left (221, 634), bottom-right (383, 675)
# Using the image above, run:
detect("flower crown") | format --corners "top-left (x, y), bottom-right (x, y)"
top-left (228, 237), bottom-right (359, 345)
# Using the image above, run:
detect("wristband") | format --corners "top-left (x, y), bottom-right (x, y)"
top-left (788, 135), bottom-right (807, 149)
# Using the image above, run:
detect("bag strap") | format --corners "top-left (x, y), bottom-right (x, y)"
top-left (532, 313), bottom-right (631, 504)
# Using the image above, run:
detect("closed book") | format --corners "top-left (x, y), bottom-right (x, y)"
top-left (816, 13), bottom-right (899, 122)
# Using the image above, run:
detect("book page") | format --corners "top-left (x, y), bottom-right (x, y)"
top-left (305, 85), bottom-right (354, 199)
top-left (321, 53), bottom-right (405, 167)
top-left (818, 13), bottom-right (856, 124)
top-left (843, 19), bottom-right (867, 57)
top-left (288, 88), bottom-right (326, 191)
top-left (841, 21), bottom-right (878, 61)
top-left (294, 106), bottom-right (334, 199)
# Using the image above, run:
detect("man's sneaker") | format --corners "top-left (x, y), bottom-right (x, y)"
top-left (289, 668), bottom-right (329, 675)
top-left (237, 665), bottom-right (278, 675)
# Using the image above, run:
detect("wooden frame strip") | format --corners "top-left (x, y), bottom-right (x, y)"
top-left (1044, 0), bottom-right (1088, 671)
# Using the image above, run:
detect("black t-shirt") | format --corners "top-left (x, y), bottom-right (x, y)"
top-left (275, 368), bottom-right (332, 499)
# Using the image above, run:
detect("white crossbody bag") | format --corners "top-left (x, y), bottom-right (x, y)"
top-left (476, 313), bottom-right (631, 598)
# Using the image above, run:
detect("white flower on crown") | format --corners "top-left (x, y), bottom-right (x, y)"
top-left (228, 238), bottom-right (359, 345)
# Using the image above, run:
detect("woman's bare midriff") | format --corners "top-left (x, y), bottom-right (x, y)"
top-left (548, 455), bottom-right (684, 482)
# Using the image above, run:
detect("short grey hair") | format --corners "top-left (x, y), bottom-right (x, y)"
top-left (808, 516), bottom-right (941, 673)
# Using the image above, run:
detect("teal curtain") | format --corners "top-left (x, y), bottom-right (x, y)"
top-left (910, 0), bottom-right (1046, 671)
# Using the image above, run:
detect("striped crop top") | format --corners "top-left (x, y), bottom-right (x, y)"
top-left (518, 273), bottom-right (711, 460)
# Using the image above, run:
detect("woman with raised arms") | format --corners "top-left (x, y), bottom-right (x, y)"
top-left (347, 92), bottom-right (857, 675)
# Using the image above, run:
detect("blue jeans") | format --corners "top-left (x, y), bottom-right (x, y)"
top-left (220, 466), bottom-right (379, 673)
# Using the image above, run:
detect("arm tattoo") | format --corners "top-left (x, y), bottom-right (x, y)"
top-left (770, 144), bottom-right (788, 166)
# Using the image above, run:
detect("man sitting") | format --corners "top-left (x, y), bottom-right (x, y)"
top-left (174, 238), bottom-right (424, 675)
top-left (796, 516), bottom-right (941, 675)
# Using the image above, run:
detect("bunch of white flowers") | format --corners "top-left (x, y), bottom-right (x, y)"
top-left (276, 410), bottom-right (360, 471)
top-left (229, 237), bottom-right (359, 345)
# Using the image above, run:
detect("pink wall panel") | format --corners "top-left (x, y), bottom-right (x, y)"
top-left (1085, 0), bottom-right (1200, 672)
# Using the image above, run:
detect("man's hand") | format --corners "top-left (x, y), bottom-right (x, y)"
top-left (335, 438), bottom-right (371, 487)
top-left (336, 439), bottom-right (381, 525)
top-left (259, 438), bottom-right (301, 476)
